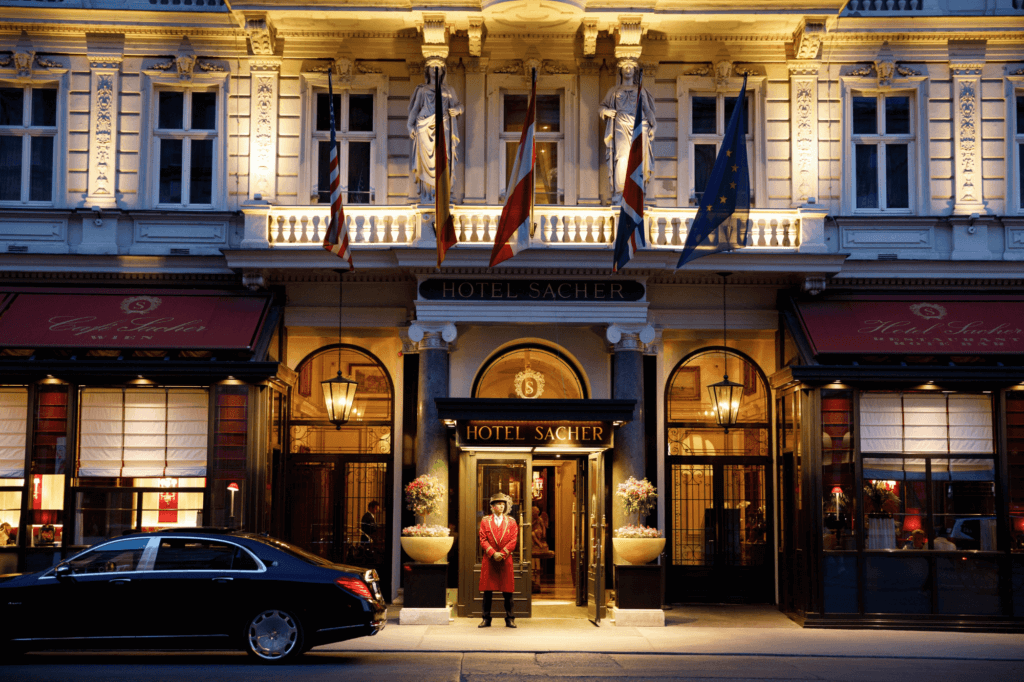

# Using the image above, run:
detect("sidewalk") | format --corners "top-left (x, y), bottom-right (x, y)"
top-left (321, 604), bottom-right (1024, 661)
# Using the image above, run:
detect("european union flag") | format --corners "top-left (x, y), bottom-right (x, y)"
top-left (677, 74), bottom-right (750, 268)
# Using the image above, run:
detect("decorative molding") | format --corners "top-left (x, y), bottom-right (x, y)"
top-left (802, 276), bottom-right (827, 296)
top-left (845, 61), bottom-right (924, 87)
top-left (792, 77), bottom-right (818, 204)
top-left (151, 55), bottom-right (223, 82)
top-left (464, 57), bottom-right (489, 74)
top-left (577, 58), bottom-right (601, 76)
top-left (251, 74), bottom-right (277, 201)
top-left (788, 59), bottom-right (820, 76)
top-left (0, 51), bottom-right (62, 77)
top-left (606, 323), bottom-right (655, 352)
top-left (408, 321), bottom-right (458, 350)
top-left (639, 61), bottom-right (657, 79)
top-left (420, 13), bottom-right (449, 68)
top-left (493, 60), bottom-right (523, 75)
top-left (683, 64), bottom-right (711, 77)
top-left (468, 17), bottom-right (483, 57)
top-left (1008, 66), bottom-right (1024, 76)
top-left (795, 21), bottom-right (825, 60)
top-left (950, 62), bottom-right (984, 76)
top-left (249, 59), bottom-right (281, 73)
top-left (90, 71), bottom-right (116, 199)
top-left (955, 77), bottom-right (981, 208)
top-left (616, 15), bottom-right (644, 47)
top-left (543, 60), bottom-right (569, 75)
top-left (582, 18), bottom-right (599, 58)
top-left (245, 16), bottom-right (276, 56)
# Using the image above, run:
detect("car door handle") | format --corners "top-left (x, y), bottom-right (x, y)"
top-left (110, 579), bottom-right (131, 584)
top-left (213, 577), bottom-right (234, 583)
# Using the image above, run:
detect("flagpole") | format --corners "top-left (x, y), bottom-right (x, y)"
top-left (529, 67), bottom-right (536, 240)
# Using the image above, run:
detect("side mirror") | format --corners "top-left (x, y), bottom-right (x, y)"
top-left (54, 564), bottom-right (74, 582)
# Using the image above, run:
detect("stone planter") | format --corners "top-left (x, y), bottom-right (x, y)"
top-left (400, 536), bottom-right (454, 564)
top-left (612, 537), bottom-right (666, 565)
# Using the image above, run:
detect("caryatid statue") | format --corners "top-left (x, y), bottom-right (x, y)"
top-left (407, 62), bottom-right (464, 203)
top-left (600, 59), bottom-right (656, 203)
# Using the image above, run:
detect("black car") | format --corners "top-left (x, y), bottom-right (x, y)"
top-left (0, 529), bottom-right (386, 662)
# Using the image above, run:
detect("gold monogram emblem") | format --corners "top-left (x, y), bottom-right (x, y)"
top-left (909, 303), bottom-right (947, 320)
top-left (513, 368), bottom-right (545, 399)
top-left (120, 296), bottom-right (162, 315)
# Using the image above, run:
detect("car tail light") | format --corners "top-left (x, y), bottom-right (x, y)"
top-left (336, 576), bottom-right (374, 600)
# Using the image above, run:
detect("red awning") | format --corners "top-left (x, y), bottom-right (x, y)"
top-left (794, 295), bottom-right (1024, 356)
top-left (0, 289), bottom-right (272, 350)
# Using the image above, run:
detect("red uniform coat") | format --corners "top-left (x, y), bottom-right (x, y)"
top-left (478, 514), bottom-right (518, 593)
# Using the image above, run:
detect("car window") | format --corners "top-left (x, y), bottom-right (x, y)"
top-left (66, 538), bottom-right (151, 575)
top-left (249, 535), bottom-right (336, 567)
top-left (153, 538), bottom-right (259, 571)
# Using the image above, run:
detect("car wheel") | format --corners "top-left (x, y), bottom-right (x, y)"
top-left (244, 609), bottom-right (304, 663)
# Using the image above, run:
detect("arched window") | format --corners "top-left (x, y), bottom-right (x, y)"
top-left (286, 345), bottom-right (393, 579)
top-left (473, 344), bottom-right (587, 400)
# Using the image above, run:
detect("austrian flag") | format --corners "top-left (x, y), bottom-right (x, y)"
top-left (613, 70), bottom-right (648, 272)
top-left (490, 69), bottom-right (537, 268)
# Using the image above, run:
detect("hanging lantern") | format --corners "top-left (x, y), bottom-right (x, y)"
top-left (322, 370), bottom-right (359, 428)
top-left (708, 375), bottom-right (743, 431)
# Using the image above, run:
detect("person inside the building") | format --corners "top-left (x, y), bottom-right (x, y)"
top-left (361, 500), bottom-right (380, 543)
top-left (478, 492), bottom-right (518, 629)
top-left (902, 529), bottom-right (928, 550)
top-left (0, 522), bottom-right (11, 546)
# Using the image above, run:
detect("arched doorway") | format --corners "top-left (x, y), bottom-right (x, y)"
top-left (665, 347), bottom-right (773, 603)
top-left (286, 345), bottom-right (394, 591)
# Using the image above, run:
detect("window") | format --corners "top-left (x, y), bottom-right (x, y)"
top-left (1016, 94), bottom-right (1024, 210)
top-left (0, 388), bottom-right (27, 550)
top-left (688, 93), bottom-right (754, 205)
top-left (850, 92), bottom-right (913, 211)
top-left (154, 89), bottom-right (217, 206)
top-left (153, 538), bottom-right (259, 571)
top-left (473, 345), bottom-right (586, 399)
top-left (502, 93), bottom-right (562, 204)
top-left (314, 91), bottom-right (374, 204)
top-left (66, 537), bottom-right (151, 574)
top-left (859, 392), bottom-right (996, 551)
top-left (0, 85), bottom-right (57, 203)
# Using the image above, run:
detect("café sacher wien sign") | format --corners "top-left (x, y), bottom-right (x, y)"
top-left (420, 279), bottom-right (644, 302)
top-left (456, 421), bottom-right (614, 449)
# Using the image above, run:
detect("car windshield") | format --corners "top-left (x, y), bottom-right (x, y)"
top-left (249, 536), bottom-right (337, 568)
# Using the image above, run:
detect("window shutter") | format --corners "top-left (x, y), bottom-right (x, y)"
top-left (0, 388), bottom-right (28, 478)
top-left (947, 394), bottom-right (993, 454)
top-left (859, 392), bottom-right (993, 455)
top-left (79, 388), bottom-right (208, 477)
top-left (858, 393), bottom-right (903, 453)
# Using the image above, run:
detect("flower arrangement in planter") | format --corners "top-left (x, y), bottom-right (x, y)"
top-left (613, 476), bottom-right (662, 538)
top-left (401, 474), bottom-right (449, 537)
top-left (400, 474), bottom-right (453, 564)
top-left (612, 476), bottom-right (665, 566)
top-left (863, 481), bottom-right (900, 518)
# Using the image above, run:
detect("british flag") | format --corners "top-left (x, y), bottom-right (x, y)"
top-left (613, 70), bottom-right (648, 272)
top-left (322, 71), bottom-right (354, 270)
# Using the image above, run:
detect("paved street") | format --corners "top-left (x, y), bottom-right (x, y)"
top-left (7, 606), bottom-right (1023, 682)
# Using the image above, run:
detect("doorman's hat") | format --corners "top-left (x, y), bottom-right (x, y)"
top-left (489, 492), bottom-right (512, 507)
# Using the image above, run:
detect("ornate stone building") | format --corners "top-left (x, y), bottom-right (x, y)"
top-left (0, 0), bottom-right (1022, 630)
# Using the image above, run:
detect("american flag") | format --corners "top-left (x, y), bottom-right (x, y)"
top-left (613, 69), bottom-right (648, 272)
top-left (322, 71), bottom-right (354, 270)
top-left (489, 68), bottom-right (537, 268)
top-left (434, 67), bottom-right (458, 267)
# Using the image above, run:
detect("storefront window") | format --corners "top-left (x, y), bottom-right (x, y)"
top-left (821, 391), bottom-right (854, 551)
top-left (0, 387), bottom-right (27, 558)
top-left (1008, 391), bottom-right (1024, 552)
top-left (859, 392), bottom-right (996, 551)
top-left (473, 345), bottom-right (586, 400)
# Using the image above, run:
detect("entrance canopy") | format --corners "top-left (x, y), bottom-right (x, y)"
top-left (435, 398), bottom-right (635, 454)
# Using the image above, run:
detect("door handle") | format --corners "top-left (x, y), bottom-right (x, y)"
top-left (110, 578), bottom-right (131, 584)
top-left (213, 577), bottom-right (234, 583)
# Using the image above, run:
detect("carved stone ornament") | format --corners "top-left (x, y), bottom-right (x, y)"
top-left (151, 55), bottom-right (223, 82)
top-left (245, 17), bottom-right (276, 56)
top-left (252, 75), bottom-right (275, 198)
top-left (1010, 66), bottom-right (1024, 76)
top-left (958, 80), bottom-right (978, 203)
top-left (468, 18), bottom-right (483, 57)
top-left (582, 18), bottom-right (599, 58)
top-left (309, 57), bottom-right (357, 81)
top-left (0, 51), bottom-right (58, 77)
top-left (802, 276), bottom-right (826, 296)
top-left (616, 15), bottom-right (643, 47)
top-left (92, 72), bottom-right (115, 196)
top-left (848, 61), bottom-right (921, 87)
top-left (683, 64), bottom-right (712, 77)
top-left (794, 79), bottom-right (815, 202)
top-left (543, 60), bottom-right (569, 75)
top-left (493, 60), bottom-right (524, 75)
top-left (795, 21), bottom-right (825, 60)
top-left (714, 60), bottom-right (735, 86)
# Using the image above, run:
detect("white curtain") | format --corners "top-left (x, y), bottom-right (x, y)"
top-left (859, 392), bottom-right (993, 455)
top-left (79, 388), bottom-right (208, 477)
top-left (0, 388), bottom-right (27, 478)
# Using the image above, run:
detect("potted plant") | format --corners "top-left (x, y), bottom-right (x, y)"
top-left (611, 476), bottom-right (665, 565)
top-left (400, 474), bottom-right (453, 564)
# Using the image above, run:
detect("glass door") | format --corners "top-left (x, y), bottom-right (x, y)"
top-left (586, 450), bottom-right (606, 624)
top-left (460, 452), bottom-right (532, 618)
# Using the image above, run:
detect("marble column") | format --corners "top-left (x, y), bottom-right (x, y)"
top-left (607, 323), bottom-right (655, 535)
top-left (408, 321), bottom-right (457, 526)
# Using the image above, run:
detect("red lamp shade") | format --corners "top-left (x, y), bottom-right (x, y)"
top-left (903, 515), bottom-right (922, 532)
top-left (830, 486), bottom-right (843, 495)
top-left (227, 482), bottom-right (239, 492)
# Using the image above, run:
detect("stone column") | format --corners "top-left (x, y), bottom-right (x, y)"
top-left (607, 323), bottom-right (655, 535)
top-left (408, 321), bottom-right (457, 526)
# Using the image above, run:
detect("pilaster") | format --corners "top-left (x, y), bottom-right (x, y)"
top-left (788, 60), bottom-right (820, 206)
top-left (578, 59), bottom-right (602, 206)
top-left (240, 197), bottom-right (271, 249)
top-left (606, 324), bottom-right (654, 540)
top-left (949, 40), bottom-right (986, 215)
top-left (248, 60), bottom-right (281, 202)
top-left (463, 58), bottom-right (488, 205)
top-left (82, 35), bottom-right (124, 255)
top-left (408, 321), bottom-right (458, 526)
top-left (797, 201), bottom-right (829, 254)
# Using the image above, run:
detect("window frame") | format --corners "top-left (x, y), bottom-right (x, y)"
top-left (499, 90), bottom-right (564, 205)
top-left (310, 89), bottom-right (377, 205)
top-left (0, 73), bottom-right (68, 207)
top-left (150, 535), bottom-right (265, 572)
top-left (141, 66), bottom-right (228, 210)
top-left (676, 73), bottom-right (765, 209)
top-left (300, 71), bottom-right (388, 207)
top-left (486, 72), bottom-right (578, 206)
top-left (840, 70), bottom-right (928, 215)
top-left (1005, 72), bottom-right (1024, 217)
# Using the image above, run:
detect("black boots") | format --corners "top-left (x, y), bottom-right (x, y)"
top-left (478, 618), bottom-right (491, 628)
top-left (505, 617), bottom-right (517, 628)
top-left (503, 592), bottom-right (515, 627)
